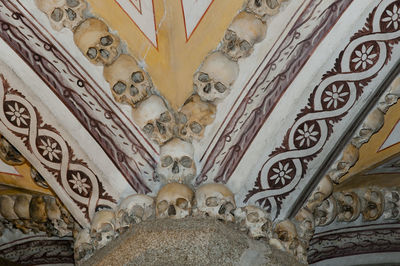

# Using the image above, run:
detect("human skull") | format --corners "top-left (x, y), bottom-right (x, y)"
top-left (194, 51), bottom-right (239, 102)
top-left (247, 0), bottom-right (282, 19)
top-left (14, 194), bottom-right (32, 220)
top-left (294, 208), bottom-right (314, 241)
top-left (306, 175), bottom-right (333, 211)
top-left (274, 220), bottom-right (304, 259)
top-left (116, 194), bottom-right (155, 230)
top-left (384, 189), bottom-right (400, 219)
top-left (0, 136), bottom-right (26, 165)
top-left (156, 183), bottom-right (194, 219)
top-left (361, 188), bottom-right (383, 221)
top-left (35, 0), bottom-right (87, 31)
top-left (352, 109), bottom-right (384, 148)
top-left (0, 195), bottom-right (18, 220)
top-left (178, 94), bottom-right (216, 141)
top-left (334, 191), bottom-right (361, 222)
top-left (194, 183), bottom-right (236, 222)
top-left (222, 12), bottom-right (267, 60)
top-left (104, 54), bottom-right (151, 107)
top-left (43, 196), bottom-right (70, 236)
top-left (234, 205), bottom-right (271, 239)
top-left (329, 143), bottom-right (359, 182)
top-left (90, 210), bottom-right (116, 249)
top-left (156, 138), bottom-right (196, 184)
top-left (132, 95), bottom-right (175, 145)
top-left (74, 228), bottom-right (94, 261)
top-left (30, 196), bottom-right (48, 224)
top-left (313, 196), bottom-right (337, 226)
top-left (30, 167), bottom-right (49, 189)
top-left (74, 18), bottom-right (120, 66)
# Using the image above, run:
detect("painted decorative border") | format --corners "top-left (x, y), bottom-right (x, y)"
top-left (0, 0), bottom-right (156, 194)
top-left (308, 226), bottom-right (400, 264)
top-left (198, 0), bottom-right (352, 185)
top-left (0, 236), bottom-right (74, 265)
top-left (242, 0), bottom-right (400, 218)
top-left (0, 73), bottom-right (116, 221)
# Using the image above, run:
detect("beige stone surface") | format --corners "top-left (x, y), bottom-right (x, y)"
top-left (82, 217), bottom-right (304, 266)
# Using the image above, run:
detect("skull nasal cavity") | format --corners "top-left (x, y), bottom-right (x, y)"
top-left (168, 205), bottom-right (176, 216)
top-left (66, 8), bottom-right (76, 21)
top-left (100, 49), bottom-right (110, 59)
top-left (219, 204), bottom-right (227, 214)
top-left (172, 161), bottom-right (179, 174)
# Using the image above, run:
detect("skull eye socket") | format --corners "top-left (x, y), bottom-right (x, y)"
top-left (278, 231), bottom-right (288, 241)
top-left (67, 0), bottom-right (80, 7)
top-left (176, 198), bottom-right (189, 210)
top-left (161, 155), bottom-right (173, 167)
top-left (214, 82), bottom-right (226, 93)
top-left (143, 123), bottom-right (154, 135)
top-left (132, 71), bottom-right (144, 83)
top-left (267, 0), bottom-right (279, 9)
top-left (86, 47), bottom-right (98, 59)
top-left (51, 8), bottom-right (64, 22)
top-left (113, 81), bottom-right (126, 94)
top-left (198, 72), bottom-right (210, 82)
top-left (159, 112), bottom-right (171, 123)
top-left (179, 156), bottom-right (192, 168)
top-left (205, 197), bottom-right (219, 207)
top-left (157, 200), bottom-right (169, 213)
top-left (254, 0), bottom-right (262, 7)
top-left (100, 36), bottom-right (114, 46)
top-left (239, 40), bottom-right (251, 52)
top-left (189, 122), bottom-right (203, 134)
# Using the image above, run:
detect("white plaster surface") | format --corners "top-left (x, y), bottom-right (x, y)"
top-left (222, 0), bottom-right (400, 219)
top-left (0, 160), bottom-right (20, 176)
top-left (115, 0), bottom-right (157, 47)
top-left (181, 0), bottom-right (214, 39)
top-left (379, 119), bottom-right (400, 150)
top-left (194, 0), bottom-right (306, 165)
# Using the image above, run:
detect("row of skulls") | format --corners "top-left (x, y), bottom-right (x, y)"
top-left (34, 0), bottom-right (217, 145)
top-left (74, 182), bottom-right (308, 263)
top-left (0, 137), bottom-right (73, 237)
top-left (312, 187), bottom-right (400, 227)
top-left (294, 75), bottom-right (400, 245)
top-left (34, 0), bottom-right (288, 147)
top-left (194, 0), bottom-right (288, 102)
top-left (0, 135), bottom-right (49, 188)
top-left (0, 193), bottom-right (74, 237)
